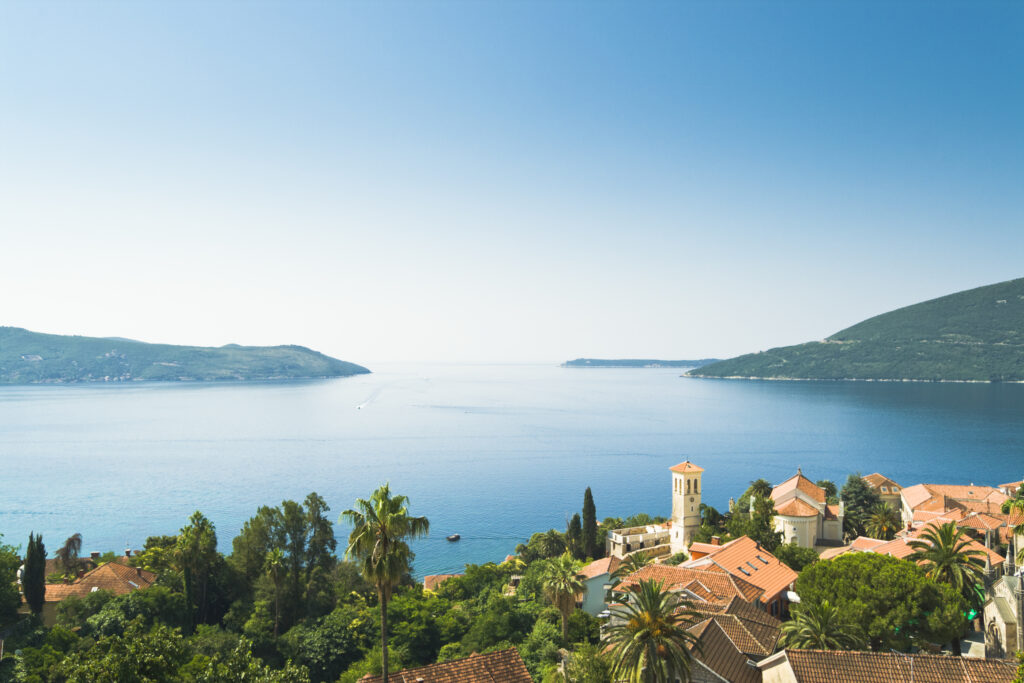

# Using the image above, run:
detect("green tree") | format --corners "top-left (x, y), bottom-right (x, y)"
top-left (55, 532), bottom-right (83, 576)
top-left (815, 480), bottom-right (839, 505)
top-left (603, 579), bottom-right (701, 682)
top-left (865, 503), bottom-right (901, 541)
top-left (564, 641), bottom-right (614, 682)
top-left (566, 513), bottom-right (584, 560)
top-left (55, 619), bottom-right (191, 683)
top-left (794, 552), bottom-right (966, 650)
top-left (583, 488), bottom-right (599, 559)
top-left (540, 552), bottom-right (585, 643)
top-left (840, 474), bottom-right (881, 539)
top-left (341, 483), bottom-right (429, 683)
top-left (0, 535), bottom-right (22, 626)
top-left (177, 511), bottom-right (219, 626)
top-left (780, 599), bottom-right (866, 650)
top-left (23, 532), bottom-right (47, 616)
top-left (774, 542), bottom-right (819, 572)
top-left (908, 521), bottom-right (985, 654)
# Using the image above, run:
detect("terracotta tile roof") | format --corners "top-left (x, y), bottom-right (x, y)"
top-left (689, 596), bottom-right (782, 657)
top-left (781, 649), bottom-right (1018, 683)
top-left (903, 483), bottom-right (1008, 517)
top-left (682, 536), bottom-right (797, 604)
top-left (670, 460), bottom-right (704, 473)
top-left (422, 574), bottom-right (462, 592)
top-left (818, 545), bottom-right (852, 560)
top-left (579, 556), bottom-right (621, 580)
top-left (689, 619), bottom-right (761, 683)
top-left (850, 536), bottom-right (888, 551)
top-left (42, 562), bottom-right (156, 602)
top-left (958, 511), bottom-right (1005, 531)
top-left (771, 473), bottom-right (826, 505)
top-left (358, 648), bottom-right (532, 683)
top-left (774, 498), bottom-right (820, 518)
top-left (905, 523), bottom-right (1004, 567)
top-left (900, 483), bottom-right (935, 509)
top-left (824, 503), bottom-right (842, 520)
top-left (862, 473), bottom-right (903, 492)
top-left (614, 563), bottom-right (764, 604)
top-left (687, 542), bottom-right (720, 556)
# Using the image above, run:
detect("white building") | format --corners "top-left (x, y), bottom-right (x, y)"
top-left (770, 469), bottom-right (843, 548)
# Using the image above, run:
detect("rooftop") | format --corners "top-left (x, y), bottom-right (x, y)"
top-left (41, 562), bottom-right (156, 603)
top-left (670, 460), bottom-right (704, 474)
top-left (614, 563), bottom-right (764, 604)
top-left (774, 649), bottom-right (1018, 683)
top-left (771, 472), bottom-right (826, 505)
top-left (682, 536), bottom-right (797, 602)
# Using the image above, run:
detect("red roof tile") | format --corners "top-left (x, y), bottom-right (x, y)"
top-left (670, 461), bottom-right (704, 473)
top-left (771, 473), bottom-right (826, 505)
top-left (579, 556), bottom-right (621, 580)
top-left (614, 563), bottom-right (764, 604)
top-left (781, 649), bottom-right (1017, 683)
top-left (682, 536), bottom-right (797, 604)
top-left (42, 562), bottom-right (156, 602)
top-left (422, 574), bottom-right (462, 592)
top-left (774, 498), bottom-right (820, 518)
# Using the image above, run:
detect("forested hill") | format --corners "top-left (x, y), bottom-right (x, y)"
top-left (0, 327), bottom-right (370, 383)
top-left (688, 277), bottom-right (1024, 382)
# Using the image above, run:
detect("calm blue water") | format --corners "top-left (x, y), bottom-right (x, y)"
top-left (1, 364), bottom-right (1023, 576)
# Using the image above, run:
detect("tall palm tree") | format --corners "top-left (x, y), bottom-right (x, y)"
top-left (341, 483), bottom-right (429, 683)
top-left (603, 579), bottom-right (702, 683)
top-left (540, 552), bottom-right (585, 642)
top-left (865, 503), bottom-right (901, 541)
top-left (264, 547), bottom-right (285, 638)
top-left (780, 599), bottom-right (866, 650)
top-left (54, 533), bottom-right (83, 576)
top-left (908, 521), bottom-right (985, 655)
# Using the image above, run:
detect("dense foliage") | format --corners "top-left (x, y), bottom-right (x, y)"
top-left (689, 277), bottom-right (1024, 381)
top-left (0, 327), bottom-right (369, 384)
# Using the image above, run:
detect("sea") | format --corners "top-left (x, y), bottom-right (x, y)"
top-left (1, 363), bottom-right (1023, 577)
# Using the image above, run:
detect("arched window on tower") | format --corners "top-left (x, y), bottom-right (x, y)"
top-left (686, 479), bottom-right (691, 494)
top-left (695, 479), bottom-right (699, 493)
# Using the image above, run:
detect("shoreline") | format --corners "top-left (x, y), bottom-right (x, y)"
top-left (683, 374), bottom-right (1024, 384)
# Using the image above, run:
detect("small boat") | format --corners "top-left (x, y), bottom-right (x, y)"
top-left (447, 534), bottom-right (461, 542)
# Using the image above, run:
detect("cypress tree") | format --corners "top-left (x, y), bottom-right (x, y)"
top-left (582, 487), bottom-right (598, 559)
top-left (23, 532), bottom-right (46, 616)
top-left (566, 513), bottom-right (583, 559)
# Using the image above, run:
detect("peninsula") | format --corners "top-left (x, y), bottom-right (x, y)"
top-left (563, 358), bottom-right (720, 368)
top-left (0, 327), bottom-right (370, 383)
top-left (689, 277), bottom-right (1024, 382)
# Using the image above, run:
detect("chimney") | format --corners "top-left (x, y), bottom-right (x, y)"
top-left (77, 569), bottom-right (85, 579)
top-left (711, 536), bottom-right (721, 546)
top-left (124, 548), bottom-right (132, 558)
top-left (136, 567), bottom-right (142, 577)
top-left (90, 551), bottom-right (100, 560)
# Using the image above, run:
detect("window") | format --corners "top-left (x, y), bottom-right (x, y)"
top-left (893, 487), bottom-right (899, 492)
top-left (686, 479), bottom-right (691, 494)
top-left (880, 486), bottom-right (888, 493)
top-left (695, 479), bottom-right (699, 493)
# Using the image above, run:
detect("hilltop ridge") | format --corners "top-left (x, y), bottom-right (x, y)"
top-left (0, 327), bottom-right (369, 383)
top-left (689, 277), bottom-right (1024, 382)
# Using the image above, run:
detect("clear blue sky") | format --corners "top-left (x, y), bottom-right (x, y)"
top-left (1, 1), bottom-right (1021, 363)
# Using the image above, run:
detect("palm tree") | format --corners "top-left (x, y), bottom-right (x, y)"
top-left (908, 521), bottom-right (985, 655)
top-left (865, 503), bottom-right (901, 540)
top-left (264, 547), bottom-right (285, 638)
top-left (612, 551), bottom-right (653, 581)
top-left (780, 600), bottom-right (866, 650)
top-left (603, 579), bottom-right (702, 682)
top-left (539, 529), bottom-right (567, 558)
top-left (540, 551), bottom-right (585, 642)
top-left (54, 533), bottom-right (83, 576)
top-left (341, 483), bottom-right (429, 683)
top-left (1004, 498), bottom-right (1024, 566)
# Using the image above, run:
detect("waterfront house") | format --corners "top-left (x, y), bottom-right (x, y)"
top-left (358, 648), bottom-right (532, 683)
top-left (23, 561), bottom-right (157, 626)
top-left (681, 535), bottom-right (798, 618)
top-left (604, 523), bottom-right (671, 559)
top-left (612, 563), bottom-right (765, 606)
top-left (770, 470), bottom-right (844, 548)
top-left (422, 574), bottom-right (462, 593)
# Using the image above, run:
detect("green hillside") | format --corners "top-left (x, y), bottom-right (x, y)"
top-left (0, 327), bottom-right (370, 383)
top-left (562, 358), bottom-right (719, 368)
top-left (688, 278), bottom-right (1024, 382)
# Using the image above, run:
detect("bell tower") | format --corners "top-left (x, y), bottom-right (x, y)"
top-left (670, 461), bottom-right (703, 554)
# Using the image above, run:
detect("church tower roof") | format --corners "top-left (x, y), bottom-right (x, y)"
top-left (670, 461), bottom-right (704, 473)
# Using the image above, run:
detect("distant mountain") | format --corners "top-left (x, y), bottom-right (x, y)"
top-left (689, 278), bottom-right (1024, 382)
top-left (0, 327), bottom-right (370, 383)
top-left (563, 358), bottom-right (720, 368)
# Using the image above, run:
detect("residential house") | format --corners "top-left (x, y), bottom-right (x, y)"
top-left (578, 555), bottom-right (621, 616)
top-left (900, 483), bottom-right (1008, 525)
top-left (612, 563), bottom-right (765, 606)
top-left (818, 528), bottom-right (1005, 574)
top-left (770, 470), bottom-right (844, 548)
top-left (862, 473), bottom-right (903, 510)
top-left (681, 535), bottom-right (798, 618)
top-left (24, 561), bottom-right (157, 626)
top-left (357, 648), bottom-right (532, 683)
top-left (423, 574), bottom-right (462, 593)
top-left (687, 597), bottom-right (782, 683)
top-left (605, 523), bottom-right (670, 559)
top-left (758, 649), bottom-right (1018, 683)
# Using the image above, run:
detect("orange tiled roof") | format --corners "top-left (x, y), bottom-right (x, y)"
top-left (614, 563), bottom-right (764, 604)
top-left (359, 648), bottom-right (532, 683)
top-left (771, 473), bottom-right (826, 505)
top-left (818, 546), bottom-right (852, 560)
top-left (781, 649), bottom-right (1017, 683)
top-left (42, 562), bottom-right (156, 602)
top-left (423, 574), bottom-right (462, 592)
top-left (682, 536), bottom-right (797, 604)
top-left (670, 460), bottom-right (704, 473)
top-left (862, 473), bottom-right (902, 492)
top-left (689, 618), bottom-right (761, 683)
top-left (579, 556), bottom-right (621, 580)
top-left (689, 595), bottom-right (782, 657)
top-left (774, 498), bottom-right (820, 518)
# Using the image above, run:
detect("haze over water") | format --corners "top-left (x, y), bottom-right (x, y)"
top-left (2, 364), bottom-right (1023, 576)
